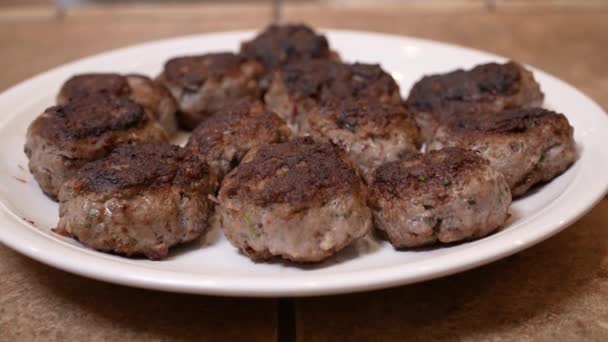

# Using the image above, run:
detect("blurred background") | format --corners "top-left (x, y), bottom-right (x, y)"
top-left (2, 0), bottom-right (608, 15)
top-left (1, 0), bottom-right (607, 104)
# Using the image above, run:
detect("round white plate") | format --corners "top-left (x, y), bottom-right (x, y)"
top-left (1, 30), bottom-right (607, 297)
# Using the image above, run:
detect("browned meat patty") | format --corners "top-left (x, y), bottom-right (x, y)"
top-left (370, 148), bottom-right (511, 248)
top-left (217, 137), bottom-right (372, 263)
top-left (24, 95), bottom-right (168, 200)
top-left (301, 97), bottom-right (422, 179)
top-left (265, 59), bottom-right (402, 133)
top-left (56, 143), bottom-right (216, 260)
top-left (428, 107), bottom-right (576, 197)
top-left (157, 52), bottom-right (263, 130)
top-left (264, 59), bottom-right (346, 131)
top-left (240, 23), bottom-right (336, 71)
top-left (186, 98), bottom-right (291, 181)
top-left (57, 73), bottom-right (178, 136)
top-left (325, 63), bottom-right (402, 104)
top-left (406, 61), bottom-right (544, 142)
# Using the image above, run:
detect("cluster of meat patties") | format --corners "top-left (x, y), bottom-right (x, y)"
top-left (24, 24), bottom-right (577, 262)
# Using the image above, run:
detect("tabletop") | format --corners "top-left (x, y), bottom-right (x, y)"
top-left (1, 2), bottom-right (608, 341)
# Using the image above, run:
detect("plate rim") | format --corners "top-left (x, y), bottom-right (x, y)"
top-left (0, 29), bottom-right (607, 297)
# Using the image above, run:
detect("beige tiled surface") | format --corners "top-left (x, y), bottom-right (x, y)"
top-left (1, 3), bottom-right (607, 341)
top-left (0, 245), bottom-right (276, 341)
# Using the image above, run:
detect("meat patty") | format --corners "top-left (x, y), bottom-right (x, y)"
top-left (264, 59), bottom-right (402, 133)
top-left (240, 23), bottom-right (336, 71)
top-left (406, 61), bottom-right (544, 142)
top-left (57, 73), bottom-right (178, 136)
top-left (24, 95), bottom-right (168, 200)
top-left (186, 98), bottom-right (291, 181)
top-left (217, 137), bottom-right (372, 263)
top-left (56, 143), bottom-right (216, 259)
top-left (301, 97), bottom-right (422, 179)
top-left (370, 148), bottom-right (511, 248)
top-left (157, 52), bottom-right (263, 130)
top-left (428, 107), bottom-right (576, 197)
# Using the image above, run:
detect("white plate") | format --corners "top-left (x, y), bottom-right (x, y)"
top-left (0, 30), bottom-right (607, 297)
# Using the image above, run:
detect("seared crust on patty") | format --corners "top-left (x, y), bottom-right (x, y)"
top-left (24, 95), bottom-right (168, 199)
top-left (302, 97), bottom-right (421, 177)
top-left (221, 137), bottom-right (359, 212)
top-left (186, 98), bottom-right (291, 180)
top-left (448, 106), bottom-right (566, 133)
top-left (429, 107), bottom-right (576, 196)
top-left (58, 73), bottom-right (178, 135)
top-left (218, 137), bottom-right (372, 263)
top-left (57, 143), bottom-right (216, 260)
top-left (73, 142), bottom-right (215, 194)
top-left (325, 63), bottom-right (401, 103)
top-left (29, 95), bottom-right (167, 159)
top-left (372, 147), bottom-right (488, 198)
top-left (407, 61), bottom-right (543, 116)
top-left (264, 59), bottom-right (402, 132)
top-left (319, 98), bottom-right (409, 137)
top-left (371, 148), bottom-right (511, 247)
top-left (57, 73), bottom-right (130, 102)
top-left (278, 59), bottom-right (347, 99)
top-left (163, 53), bottom-right (246, 90)
top-left (240, 24), bottom-right (333, 70)
top-left (158, 52), bottom-right (263, 130)
top-left (40, 96), bottom-right (145, 143)
top-left (406, 61), bottom-right (544, 141)
top-left (274, 60), bottom-right (400, 102)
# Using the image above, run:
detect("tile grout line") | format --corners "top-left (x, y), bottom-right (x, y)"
top-left (277, 298), bottom-right (296, 342)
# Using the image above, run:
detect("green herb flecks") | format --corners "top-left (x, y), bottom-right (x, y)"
top-left (418, 175), bottom-right (427, 182)
top-left (244, 212), bottom-right (259, 238)
top-left (466, 198), bottom-right (477, 206)
top-left (419, 216), bottom-right (437, 227)
top-left (89, 209), bottom-right (99, 217)
top-left (539, 153), bottom-right (545, 163)
top-left (442, 178), bottom-right (451, 186)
